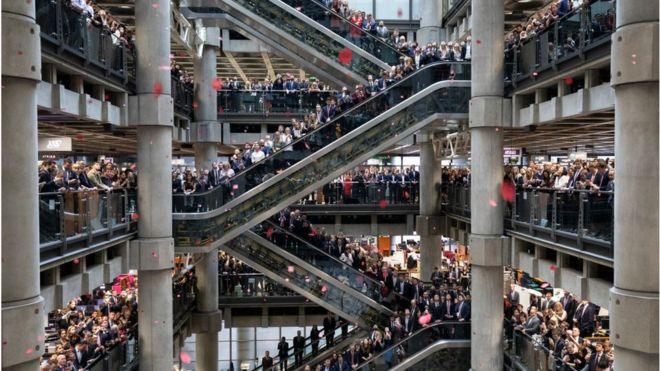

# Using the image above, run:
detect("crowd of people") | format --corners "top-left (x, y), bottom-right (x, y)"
top-left (505, 282), bottom-right (612, 370)
top-left (38, 159), bottom-right (137, 193)
top-left (505, 0), bottom-right (615, 62)
top-left (40, 276), bottom-right (138, 371)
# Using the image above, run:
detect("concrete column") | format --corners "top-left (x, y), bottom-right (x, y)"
top-left (469, 0), bottom-right (509, 369)
top-left (609, 0), bottom-right (659, 369)
top-left (192, 33), bottom-right (221, 171)
top-left (1, 1), bottom-right (45, 370)
top-left (192, 253), bottom-right (222, 371)
top-left (417, 0), bottom-right (443, 46)
top-left (132, 1), bottom-right (175, 370)
top-left (417, 140), bottom-right (443, 282)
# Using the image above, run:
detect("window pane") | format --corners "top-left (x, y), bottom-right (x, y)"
top-left (256, 340), bottom-right (279, 360)
top-left (256, 327), bottom-right (280, 340)
top-left (375, 0), bottom-right (409, 20)
top-left (218, 341), bottom-right (231, 360)
top-left (348, 0), bottom-right (373, 14)
top-left (411, 0), bottom-right (421, 19)
top-left (280, 326), bottom-right (300, 340)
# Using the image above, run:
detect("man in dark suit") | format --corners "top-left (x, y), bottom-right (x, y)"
top-left (402, 308), bottom-right (416, 336)
top-left (442, 293), bottom-right (455, 321)
top-left (323, 312), bottom-right (336, 346)
top-left (586, 342), bottom-right (607, 371)
top-left (261, 351), bottom-right (274, 371)
top-left (522, 307), bottom-right (541, 335)
top-left (573, 300), bottom-right (597, 336)
top-left (321, 97), bottom-right (337, 123)
top-left (454, 294), bottom-right (471, 338)
top-left (430, 294), bottom-right (444, 322)
top-left (284, 76), bottom-right (299, 108)
top-left (507, 284), bottom-right (519, 307)
top-left (73, 342), bottom-right (91, 369)
top-left (310, 325), bottom-right (320, 356)
top-left (561, 292), bottom-right (578, 322)
top-left (540, 291), bottom-right (555, 312)
top-left (277, 337), bottom-right (289, 371)
top-left (293, 330), bottom-right (305, 367)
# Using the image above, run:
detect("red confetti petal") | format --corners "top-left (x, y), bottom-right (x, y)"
top-left (152, 3), bottom-right (159, 8)
top-left (17, 51), bottom-right (23, 56)
top-left (550, 264), bottom-right (557, 271)
top-left (564, 77), bottom-right (574, 86)
top-left (475, 39), bottom-right (481, 44)
top-left (500, 182), bottom-right (515, 202)
top-left (379, 199), bottom-right (388, 209)
top-left (180, 351), bottom-right (191, 364)
top-left (287, 266), bottom-right (295, 273)
top-left (212, 78), bottom-right (222, 91)
top-left (488, 199), bottom-right (497, 207)
top-left (192, 101), bottom-right (199, 109)
top-left (131, 213), bottom-right (139, 221)
top-left (153, 82), bottom-right (163, 95)
top-left (397, 8), bottom-right (403, 17)
top-left (75, 134), bottom-right (84, 141)
top-left (321, 285), bottom-right (328, 293)
top-left (151, 251), bottom-right (158, 257)
top-left (338, 48), bottom-right (353, 66)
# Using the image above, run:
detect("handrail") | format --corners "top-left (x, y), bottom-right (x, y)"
top-left (509, 330), bottom-right (580, 371)
top-left (354, 321), bottom-right (470, 370)
top-left (263, 219), bottom-right (410, 306)
top-left (254, 324), bottom-right (360, 371)
top-left (389, 339), bottom-right (471, 371)
top-left (174, 62), bottom-right (465, 201)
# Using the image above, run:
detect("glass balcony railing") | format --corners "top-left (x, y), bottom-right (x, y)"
top-left (508, 0), bottom-right (616, 84)
top-left (354, 321), bottom-right (471, 371)
top-left (36, 0), bottom-right (133, 85)
top-left (224, 0), bottom-right (387, 79)
top-left (506, 330), bottom-right (579, 371)
top-left (307, 181), bottom-right (419, 206)
top-left (173, 82), bottom-right (470, 250)
top-left (217, 89), bottom-right (339, 115)
top-left (172, 76), bottom-right (194, 118)
top-left (224, 234), bottom-right (389, 328)
top-left (443, 184), bottom-right (614, 254)
top-left (258, 220), bottom-right (406, 310)
top-left (39, 189), bottom-right (137, 254)
top-left (280, 0), bottom-right (407, 66)
top-left (218, 272), bottom-right (298, 297)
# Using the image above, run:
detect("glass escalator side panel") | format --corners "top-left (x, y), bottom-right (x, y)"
top-left (261, 220), bottom-right (409, 308)
top-left (224, 235), bottom-right (385, 327)
top-left (354, 322), bottom-right (471, 371)
top-left (173, 83), bottom-right (470, 247)
top-left (172, 62), bottom-right (469, 214)
top-left (230, 0), bottom-right (383, 78)
top-left (279, 0), bottom-right (407, 66)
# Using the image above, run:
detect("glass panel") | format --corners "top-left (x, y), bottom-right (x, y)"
top-left (355, 322), bottom-right (471, 370)
top-left (585, 0), bottom-right (616, 43)
top-left (556, 12), bottom-right (581, 60)
top-left (39, 193), bottom-right (61, 244)
top-left (224, 234), bottom-right (388, 327)
top-left (36, 0), bottom-right (59, 38)
top-left (312, 181), bottom-right (418, 205)
top-left (217, 90), bottom-right (338, 114)
top-left (515, 188), bottom-right (533, 224)
top-left (280, 0), bottom-right (406, 66)
top-left (556, 190), bottom-right (580, 235)
top-left (230, 0), bottom-right (384, 78)
top-left (375, 0), bottom-right (409, 20)
top-left (583, 191), bottom-right (613, 243)
top-left (173, 64), bottom-right (470, 248)
top-left (533, 189), bottom-right (553, 229)
top-left (174, 63), bottom-right (468, 214)
top-left (257, 220), bottom-right (408, 307)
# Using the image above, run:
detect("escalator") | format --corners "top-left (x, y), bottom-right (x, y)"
top-left (224, 231), bottom-right (390, 328)
top-left (183, 0), bottom-right (403, 87)
top-left (350, 322), bottom-right (471, 371)
top-left (253, 324), bottom-right (368, 371)
top-left (261, 219), bottom-right (410, 309)
top-left (172, 62), bottom-right (470, 250)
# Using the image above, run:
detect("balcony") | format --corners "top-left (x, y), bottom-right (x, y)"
top-left (507, 0), bottom-right (616, 88)
top-left (443, 184), bottom-right (613, 261)
top-left (39, 189), bottom-right (138, 265)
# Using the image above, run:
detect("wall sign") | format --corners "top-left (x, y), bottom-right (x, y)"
top-left (38, 137), bottom-right (72, 152)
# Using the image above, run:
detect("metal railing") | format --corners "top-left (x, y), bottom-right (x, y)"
top-left (303, 181), bottom-right (419, 206)
top-left (508, 0), bottom-right (616, 85)
top-left (172, 76), bottom-right (194, 118)
top-left (218, 89), bottom-right (340, 115)
top-left (82, 326), bottom-right (139, 371)
top-left (36, 0), bottom-right (134, 86)
top-left (39, 188), bottom-right (138, 254)
top-left (218, 272), bottom-right (298, 297)
top-left (443, 184), bottom-right (614, 254)
top-left (506, 330), bottom-right (579, 371)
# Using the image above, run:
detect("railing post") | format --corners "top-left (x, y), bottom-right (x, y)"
top-left (58, 194), bottom-right (66, 255)
top-left (106, 191), bottom-right (113, 239)
top-left (528, 190), bottom-right (535, 234)
top-left (551, 191), bottom-right (557, 241)
top-left (85, 192), bottom-right (93, 244)
top-left (510, 188), bottom-right (517, 231)
top-left (82, 14), bottom-right (90, 66)
top-left (577, 191), bottom-right (585, 250)
top-left (552, 22), bottom-right (559, 69)
top-left (55, 0), bottom-right (64, 53)
top-left (123, 188), bottom-right (130, 232)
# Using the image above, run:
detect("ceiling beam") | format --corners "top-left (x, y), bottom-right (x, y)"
top-left (225, 52), bottom-right (251, 85)
top-left (261, 52), bottom-right (276, 80)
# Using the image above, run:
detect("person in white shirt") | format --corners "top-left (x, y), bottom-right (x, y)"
top-left (464, 36), bottom-right (472, 60)
top-left (220, 162), bottom-right (235, 179)
top-left (554, 167), bottom-right (570, 189)
top-left (250, 144), bottom-right (266, 163)
top-left (281, 128), bottom-right (293, 151)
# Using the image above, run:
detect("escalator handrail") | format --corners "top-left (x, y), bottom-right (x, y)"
top-left (269, 0), bottom-right (390, 70)
top-left (171, 62), bottom-right (468, 203)
top-left (254, 324), bottom-right (361, 371)
top-left (244, 230), bottom-right (395, 316)
top-left (389, 339), bottom-right (471, 371)
top-left (353, 320), bottom-right (470, 370)
top-left (263, 220), bottom-right (410, 306)
top-left (173, 76), bottom-right (471, 222)
top-left (292, 0), bottom-right (408, 63)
